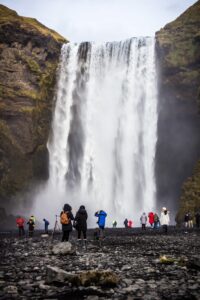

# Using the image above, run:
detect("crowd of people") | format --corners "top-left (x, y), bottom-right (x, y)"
top-left (16, 205), bottom-right (200, 243)
top-left (122, 208), bottom-right (169, 232)
top-left (16, 215), bottom-right (49, 237)
top-left (184, 211), bottom-right (200, 231)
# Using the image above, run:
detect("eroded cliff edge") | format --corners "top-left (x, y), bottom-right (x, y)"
top-left (0, 5), bottom-right (67, 210)
top-left (156, 0), bottom-right (200, 222)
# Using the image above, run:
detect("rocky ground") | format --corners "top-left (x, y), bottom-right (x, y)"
top-left (0, 227), bottom-right (200, 300)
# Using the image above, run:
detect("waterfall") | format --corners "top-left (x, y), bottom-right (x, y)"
top-left (34, 37), bottom-right (158, 227)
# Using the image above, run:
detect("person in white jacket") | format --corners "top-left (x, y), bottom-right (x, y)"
top-left (160, 207), bottom-right (170, 234)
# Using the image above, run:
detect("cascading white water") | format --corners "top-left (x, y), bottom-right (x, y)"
top-left (33, 37), bottom-right (158, 227)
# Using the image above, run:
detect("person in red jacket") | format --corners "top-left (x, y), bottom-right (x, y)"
top-left (128, 220), bottom-right (133, 228)
top-left (148, 212), bottom-right (154, 228)
top-left (16, 216), bottom-right (25, 237)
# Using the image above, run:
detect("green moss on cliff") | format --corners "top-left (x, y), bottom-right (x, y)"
top-left (39, 62), bottom-right (58, 99)
top-left (0, 121), bottom-right (21, 151)
top-left (0, 120), bottom-right (32, 199)
top-left (26, 58), bottom-right (41, 74)
top-left (0, 4), bottom-right (67, 43)
top-left (0, 4), bottom-right (67, 207)
top-left (156, 0), bottom-right (200, 95)
top-left (176, 160), bottom-right (200, 224)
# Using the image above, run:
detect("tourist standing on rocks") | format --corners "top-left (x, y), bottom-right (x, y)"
top-left (140, 212), bottom-right (147, 230)
top-left (184, 212), bottom-right (189, 228)
top-left (195, 212), bottom-right (200, 228)
top-left (128, 220), bottom-right (133, 228)
top-left (27, 218), bottom-right (35, 237)
top-left (124, 218), bottom-right (128, 228)
top-left (74, 205), bottom-right (88, 247)
top-left (153, 213), bottom-right (160, 229)
top-left (16, 216), bottom-right (25, 237)
top-left (160, 207), bottom-right (170, 234)
top-left (60, 203), bottom-right (74, 242)
top-left (112, 220), bottom-right (117, 228)
top-left (188, 212), bottom-right (193, 228)
top-left (95, 210), bottom-right (107, 239)
top-left (43, 218), bottom-right (50, 234)
top-left (148, 211), bottom-right (154, 228)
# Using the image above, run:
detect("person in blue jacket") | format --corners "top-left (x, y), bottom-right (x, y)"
top-left (43, 218), bottom-right (50, 234)
top-left (95, 210), bottom-right (107, 239)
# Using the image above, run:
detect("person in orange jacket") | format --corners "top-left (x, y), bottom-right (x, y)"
top-left (16, 216), bottom-right (25, 237)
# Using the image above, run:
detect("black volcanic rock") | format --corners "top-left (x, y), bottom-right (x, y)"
top-left (0, 228), bottom-right (199, 299)
top-left (0, 5), bottom-right (67, 210)
top-left (155, 0), bottom-right (200, 218)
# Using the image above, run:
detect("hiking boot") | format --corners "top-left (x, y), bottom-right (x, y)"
top-left (77, 239), bottom-right (82, 249)
top-left (83, 239), bottom-right (87, 250)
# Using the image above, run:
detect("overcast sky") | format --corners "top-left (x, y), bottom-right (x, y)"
top-left (0, 0), bottom-right (197, 42)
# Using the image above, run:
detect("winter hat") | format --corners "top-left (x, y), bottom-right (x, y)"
top-left (162, 207), bottom-right (166, 210)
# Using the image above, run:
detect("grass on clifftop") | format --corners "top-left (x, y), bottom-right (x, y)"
top-left (0, 4), bottom-right (67, 44)
top-left (156, 0), bottom-right (200, 68)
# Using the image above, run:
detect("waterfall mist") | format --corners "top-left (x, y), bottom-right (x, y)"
top-left (32, 37), bottom-right (158, 227)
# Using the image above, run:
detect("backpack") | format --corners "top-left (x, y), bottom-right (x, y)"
top-left (60, 211), bottom-right (70, 225)
top-left (154, 214), bottom-right (159, 222)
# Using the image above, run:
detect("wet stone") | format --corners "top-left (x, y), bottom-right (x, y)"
top-left (0, 228), bottom-right (200, 299)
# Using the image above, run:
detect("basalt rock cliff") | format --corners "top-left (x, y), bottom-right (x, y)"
top-left (0, 5), bottom-right (67, 211)
top-left (156, 0), bottom-right (200, 222)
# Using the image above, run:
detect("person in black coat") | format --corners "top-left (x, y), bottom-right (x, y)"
top-left (74, 205), bottom-right (88, 242)
top-left (124, 218), bottom-right (128, 228)
top-left (60, 203), bottom-right (74, 242)
top-left (27, 218), bottom-right (35, 237)
top-left (195, 212), bottom-right (200, 228)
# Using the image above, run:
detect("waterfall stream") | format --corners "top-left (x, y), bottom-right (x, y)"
top-left (33, 37), bottom-right (158, 227)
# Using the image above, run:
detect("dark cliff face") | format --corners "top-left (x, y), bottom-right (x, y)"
top-left (155, 0), bottom-right (200, 219)
top-left (0, 5), bottom-right (67, 210)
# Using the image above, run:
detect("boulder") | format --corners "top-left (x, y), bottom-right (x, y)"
top-left (76, 270), bottom-right (120, 287)
top-left (41, 234), bottom-right (49, 238)
top-left (46, 266), bottom-right (74, 284)
top-left (46, 265), bottom-right (119, 288)
top-left (51, 242), bottom-right (76, 255)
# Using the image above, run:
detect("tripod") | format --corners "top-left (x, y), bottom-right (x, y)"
top-left (52, 215), bottom-right (61, 240)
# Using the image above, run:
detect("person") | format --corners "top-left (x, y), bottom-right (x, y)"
top-left (195, 211), bottom-right (200, 228)
top-left (124, 218), bottom-right (128, 228)
top-left (188, 212), bottom-right (193, 228)
top-left (140, 212), bottom-right (147, 230)
top-left (43, 218), bottom-right (50, 234)
top-left (128, 220), bottom-right (133, 228)
top-left (160, 207), bottom-right (170, 234)
top-left (27, 218), bottom-right (35, 237)
top-left (60, 203), bottom-right (74, 242)
top-left (184, 212), bottom-right (189, 228)
top-left (16, 216), bottom-right (25, 237)
top-left (148, 211), bottom-right (154, 228)
top-left (30, 215), bottom-right (36, 223)
top-left (74, 205), bottom-right (88, 248)
top-left (154, 213), bottom-right (160, 229)
top-left (112, 220), bottom-right (117, 228)
top-left (95, 210), bottom-right (107, 239)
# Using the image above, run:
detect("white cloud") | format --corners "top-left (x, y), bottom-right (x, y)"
top-left (0, 0), bottom-right (197, 42)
